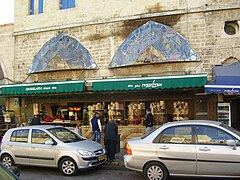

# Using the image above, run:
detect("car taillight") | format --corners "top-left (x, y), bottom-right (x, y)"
top-left (126, 143), bottom-right (132, 155)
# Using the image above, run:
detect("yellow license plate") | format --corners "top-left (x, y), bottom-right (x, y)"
top-left (98, 154), bottom-right (106, 161)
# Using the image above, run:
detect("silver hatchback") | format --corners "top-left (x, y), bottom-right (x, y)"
top-left (0, 125), bottom-right (106, 176)
top-left (124, 120), bottom-right (240, 180)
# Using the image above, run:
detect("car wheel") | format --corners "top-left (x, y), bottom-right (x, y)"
top-left (59, 157), bottom-right (78, 176)
top-left (144, 162), bottom-right (168, 180)
top-left (1, 154), bottom-right (15, 168)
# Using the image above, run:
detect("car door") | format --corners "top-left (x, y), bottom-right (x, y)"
top-left (156, 125), bottom-right (197, 175)
top-left (28, 129), bottom-right (56, 167)
top-left (195, 125), bottom-right (240, 176)
top-left (8, 129), bottom-right (30, 165)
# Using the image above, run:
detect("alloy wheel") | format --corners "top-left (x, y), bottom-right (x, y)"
top-left (60, 158), bottom-right (77, 176)
top-left (2, 155), bottom-right (14, 168)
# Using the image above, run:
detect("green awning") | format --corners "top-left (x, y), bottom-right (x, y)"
top-left (91, 74), bottom-right (207, 91)
top-left (1, 80), bottom-right (85, 95)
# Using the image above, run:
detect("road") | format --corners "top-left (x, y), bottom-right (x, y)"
top-left (19, 164), bottom-right (233, 180)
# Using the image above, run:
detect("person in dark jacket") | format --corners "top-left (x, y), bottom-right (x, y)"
top-left (30, 115), bottom-right (42, 125)
top-left (104, 120), bottom-right (118, 162)
top-left (145, 108), bottom-right (154, 135)
top-left (90, 112), bottom-right (102, 143)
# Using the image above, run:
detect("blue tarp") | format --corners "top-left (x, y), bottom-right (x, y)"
top-left (205, 63), bottom-right (240, 95)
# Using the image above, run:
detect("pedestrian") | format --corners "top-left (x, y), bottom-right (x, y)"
top-left (145, 108), bottom-right (154, 135)
top-left (30, 115), bottom-right (42, 125)
top-left (90, 112), bottom-right (102, 143)
top-left (104, 119), bottom-right (118, 162)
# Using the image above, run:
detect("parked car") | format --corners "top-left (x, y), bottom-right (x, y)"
top-left (124, 120), bottom-right (240, 180)
top-left (0, 125), bottom-right (106, 176)
top-left (0, 162), bottom-right (20, 180)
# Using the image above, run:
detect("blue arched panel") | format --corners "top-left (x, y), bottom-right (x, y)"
top-left (109, 21), bottom-right (200, 68)
top-left (28, 33), bottom-right (98, 73)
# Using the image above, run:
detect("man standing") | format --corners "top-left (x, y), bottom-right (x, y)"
top-left (104, 120), bottom-right (118, 162)
top-left (90, 112), bottom-right (102, 143)
top-left (145, 108), bottom-right (154, 135)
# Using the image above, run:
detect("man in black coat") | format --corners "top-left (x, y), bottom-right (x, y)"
top-left (145, 108), bottom-right (154, 135)
top-left (104, 120), bottom-right (118, 162)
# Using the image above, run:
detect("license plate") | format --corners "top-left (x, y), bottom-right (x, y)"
top-left (98, 154), bottom-right (106, 161)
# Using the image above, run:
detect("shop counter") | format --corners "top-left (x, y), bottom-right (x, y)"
top-left (41, 120), bottom-right (80, 127)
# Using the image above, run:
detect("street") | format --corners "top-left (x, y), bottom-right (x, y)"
top-left (19, 164), bottom-right (233, 180)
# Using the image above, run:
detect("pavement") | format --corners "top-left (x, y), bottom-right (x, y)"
top-left (103, 149), bottom-right (126, 169)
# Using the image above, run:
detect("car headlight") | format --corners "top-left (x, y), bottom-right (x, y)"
top-left (77, 150), bottom-right (94, 157)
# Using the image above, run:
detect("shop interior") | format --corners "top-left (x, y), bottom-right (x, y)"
top-left (34, 99), bottom-right (191, 127)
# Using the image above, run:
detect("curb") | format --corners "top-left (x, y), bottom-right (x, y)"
top-left (102, 162), bottom-right (126, 170)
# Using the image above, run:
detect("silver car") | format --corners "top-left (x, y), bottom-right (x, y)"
top-left (0, 125), bottom-right (106, 176)
top-left (124, 120), bottom-right (240, 180)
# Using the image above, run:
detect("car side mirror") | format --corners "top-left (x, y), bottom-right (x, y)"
top-left (227, 139), bottom-right (236, 150)
top-left (9, 166), bottom-right (21, 177)
top-left (45, 139), bottom-right (54, 145)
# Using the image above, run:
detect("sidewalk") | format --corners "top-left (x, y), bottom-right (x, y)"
top-left (103, 149), bottom-right (125, 168)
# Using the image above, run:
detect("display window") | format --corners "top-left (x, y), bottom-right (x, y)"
top-left (38, 99), bottom-right (191, 127)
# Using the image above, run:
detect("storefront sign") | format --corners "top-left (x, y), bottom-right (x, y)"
top-left (205, 85), bottom-right (240, 95)
top-left (1, 80), bottom-right (85, 95)
top-left (92, 74), bottom-right (207, 91)
top-left (25, 86), bottom-right (57, 91)
top-left (127, 80), bottom-right (162, 89)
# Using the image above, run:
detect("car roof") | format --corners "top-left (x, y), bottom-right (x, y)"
top-left (162, 120), bottom-right (222, 128)
top-left (9, 125), bottom-right (63, 131)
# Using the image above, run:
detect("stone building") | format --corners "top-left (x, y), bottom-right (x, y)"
top-left (1, 0), bottom-right (240, 147)
top-left (0, 23), bottom-right (14, 108)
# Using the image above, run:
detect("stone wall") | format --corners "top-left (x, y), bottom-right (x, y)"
top-left (13, 8), bottom-right (240, 83)
top-left (15, 0), bottom-right (239, 33)
top-left (0, 24), bottom-right (14, 83)
top-left (82, 125), bottom-right (146, 148)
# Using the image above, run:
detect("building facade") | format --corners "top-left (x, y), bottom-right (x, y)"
top-left (1, 0), bottom-right (240, 147)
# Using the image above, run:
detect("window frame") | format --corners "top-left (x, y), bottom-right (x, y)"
top-left (60, 0), bottom-right (75, 10)
top-left (30, 0), bottom-right (44, 15)
top-left (195, 125), bottom-right (238, 146)
top-left (154, 125), bottom-right (195, 144)
top-left (10, 129), bottom-right (29, 143)
top-left (31, 129), bottom-right (52, 144)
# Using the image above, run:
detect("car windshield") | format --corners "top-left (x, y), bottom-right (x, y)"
top-left (48, 127), bottom-right (85, 143)
top-left (221, 123), bottom-right (240, 137)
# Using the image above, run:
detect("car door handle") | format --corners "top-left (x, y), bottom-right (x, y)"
top-left (159, 146), bottom-right (169, 150)
top-left (199, 147), bottom-right (211, 151)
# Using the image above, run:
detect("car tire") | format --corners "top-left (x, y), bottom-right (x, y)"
top-left (144, 162), bottom-right (168, 180)
top-left (1, 154), bottom-right (15, 168)
top-left (59, 157), bottom-right (78, 176)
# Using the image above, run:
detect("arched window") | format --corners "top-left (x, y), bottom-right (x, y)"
top-left (109, 21), bottom-right (200, 68)
top-left (28, 33), bottom-right (97, 74)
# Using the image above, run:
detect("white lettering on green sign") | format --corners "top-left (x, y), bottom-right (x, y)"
top-left (127, 80), bottom-right (162, 89)
top-left (25, 86), bottom-right (57, 91)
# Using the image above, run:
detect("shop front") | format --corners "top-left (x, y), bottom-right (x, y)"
top-left (205, 63), bottom-right (240, 130)
top-left (1, 73), bottom-right (207, 148)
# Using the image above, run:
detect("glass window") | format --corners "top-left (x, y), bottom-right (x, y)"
top-left (31, 129), bottom-right (51, 144)
top-left (30, 0), bottom-right (44, 15)
top-left (196, 125), bottom-right (237, 145)
top-left (160, 126), bottom-right (193, 144)
top-left (60, 0), bottom-right (75, 10)
top-left (109, 21), bottom-right (200, 68)
top-left (28, 33), bottom-right (97, 74)
top-left (10, 129), bottom-right (29, 143)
